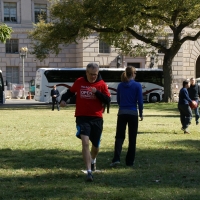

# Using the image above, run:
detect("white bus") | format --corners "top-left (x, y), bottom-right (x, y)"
top-left (196, 77), bottom-right (200, 85)
top-left (34, 68), bottom-right (164, 103)
top-left (0, 70), bottom-right (5, 104)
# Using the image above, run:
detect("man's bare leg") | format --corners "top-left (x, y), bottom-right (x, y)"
top-left (81, 135), bottom-right (91, 170)
top-left (80, 135), bottom-right (94, 181)
top-left (91, 144), bottom-right (99, 171)
top-left (91, 144), bottom-right (99, 160)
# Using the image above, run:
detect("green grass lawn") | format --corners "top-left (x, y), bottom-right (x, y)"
top-left (0, 103), bottom-right (200, 200)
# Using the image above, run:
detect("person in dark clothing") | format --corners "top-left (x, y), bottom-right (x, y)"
top-left (110, 66), bottom-right (143, 167)
top-left (51, 85), bottom-right (60, 111)
top-left (188, 78), bottom-right (200, 125)
top-left (178, 79), bottom-right (195, 134)
top-left (103, 85), bottom-right (111, 114)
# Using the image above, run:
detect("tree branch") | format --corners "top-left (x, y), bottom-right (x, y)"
top-left (125, 27), bottom-right (168, 53)
top-left (85, 24), bottom-right (124, 33)
top-left (180, 31), bottom-right (200, 43)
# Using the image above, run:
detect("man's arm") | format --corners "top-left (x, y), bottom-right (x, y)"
top-left (183, 89), bottom-right (192, 103)
top-left (57, 89), bottom-right (60, 97)
top-left (137, 84), bottom-right (143, 121)
top-left (95, 90), bottom-right (111, 105)
top-left (116, 84), bottom-right (120, 105)
top-left (61, 89), bottom-right (75, 102)
top-left (198, 85), bottom-right (200, 97)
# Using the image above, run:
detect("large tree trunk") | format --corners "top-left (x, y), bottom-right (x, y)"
top-left (162, 53), bottom-right (174, 102)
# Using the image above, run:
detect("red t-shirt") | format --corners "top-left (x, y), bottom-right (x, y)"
top-left (70, 77), bottom-right (110, 118)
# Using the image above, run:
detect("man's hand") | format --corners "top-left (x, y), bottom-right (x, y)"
top-left (60, 100), bottom-right (67, 107)
top-left (87, 87), bottom-right (97, 93)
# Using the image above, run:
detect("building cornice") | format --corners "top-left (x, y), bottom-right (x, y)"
top-left (12, 28), bottom-right (33, 34)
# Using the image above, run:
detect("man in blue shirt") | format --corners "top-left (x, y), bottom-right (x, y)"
top-left (178, 79), bottom-right (195, 134)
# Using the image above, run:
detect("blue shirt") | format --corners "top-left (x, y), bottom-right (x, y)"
top-left (178, 87), bottom-right (192, 105)
top-left (117, 80), bottom-right (143, 117)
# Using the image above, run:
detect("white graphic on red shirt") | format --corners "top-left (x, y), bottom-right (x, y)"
top-left (80, 88), bottom-right (96, 99)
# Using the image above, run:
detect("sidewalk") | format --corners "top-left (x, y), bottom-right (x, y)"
top-left (4, 98), bottom-right (49, 105)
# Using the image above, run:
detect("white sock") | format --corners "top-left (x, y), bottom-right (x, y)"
top-left (91, 158), bottom-right (96, 164)
top-left (87, 170), bottom-right (92, 173)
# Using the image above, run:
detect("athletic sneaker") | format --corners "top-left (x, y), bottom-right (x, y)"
top-left (110, 161), bottom-right (120, 167)
top-left (86, 172), bottom-right (93, 182)
top-left (184, 130), bottom-right (191, 134)
top-left (181, 127), bottom-right (190, 134)
top-left (181, 127), bottom-right (186, 131)
top-left (91, 163), bottom-right (96, 171)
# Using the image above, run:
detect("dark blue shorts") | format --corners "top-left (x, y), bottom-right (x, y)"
top-left (76, 116), bottom-right (103, 148)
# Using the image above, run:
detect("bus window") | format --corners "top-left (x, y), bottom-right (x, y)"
top-left (44, 70), bottom-right (86, 82)
top-left (100, 71), bottom-right (122, 82)
top-left (36, 84), bottom-right (40, 89)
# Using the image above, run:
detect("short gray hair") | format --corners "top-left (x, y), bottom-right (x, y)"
top-left (86, 62), bottom-right (99, 71)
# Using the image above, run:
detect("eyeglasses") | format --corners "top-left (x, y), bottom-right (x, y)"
top-left (87, 72), bottom-right (98, 77)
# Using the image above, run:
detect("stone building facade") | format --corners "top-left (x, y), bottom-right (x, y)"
top-left (0, 0), bottom-right (147, 91)
top-left (0, 0), bottom-right (200, 95)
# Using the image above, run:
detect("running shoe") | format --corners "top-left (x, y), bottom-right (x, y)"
top-left (86, 172), bottom-right (93, 182)
top-left (110, 161), bottom-right (120, 167)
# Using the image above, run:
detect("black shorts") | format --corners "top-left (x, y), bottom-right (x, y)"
top-left (76, 116), bottom-right (103, 148)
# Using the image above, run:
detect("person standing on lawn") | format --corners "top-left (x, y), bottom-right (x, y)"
top-left (187, 77), bottom-right (200, 125)
top-left (60, 62), bottom-right (110, 182)
top-left (178, 79), bottom-right (195, 134)
top-left (110, 66), bottom-right (143, 167)
top-left (51, 85), bottom-right (60, 111)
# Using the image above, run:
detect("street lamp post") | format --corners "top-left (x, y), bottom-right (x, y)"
top-left (20, 47), bottom-right (28, 99)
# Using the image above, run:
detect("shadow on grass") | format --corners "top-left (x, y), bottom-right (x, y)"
top-left (166, 139), bottom-right (200, 150)
top-left (0, 143), bottom-right (200, 199)
top-left (0, 148), bottom-right (82, 170)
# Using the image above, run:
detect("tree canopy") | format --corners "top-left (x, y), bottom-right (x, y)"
top-left (0, 23), bottom-right (12, 43)
top-left (29, 0), bottom-right (200, 102)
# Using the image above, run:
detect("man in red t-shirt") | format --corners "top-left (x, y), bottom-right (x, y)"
top-left (60, 63), bottom-right (111, 181)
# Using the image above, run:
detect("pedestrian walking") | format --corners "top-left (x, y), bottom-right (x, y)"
top-left (178, 79), bottom-right (195, 134)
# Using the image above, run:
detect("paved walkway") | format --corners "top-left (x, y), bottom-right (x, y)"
top-left (3, 98), bottom-right (49, 105)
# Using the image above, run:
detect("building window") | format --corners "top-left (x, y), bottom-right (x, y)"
top-left (34, 4), bottom-right (47, 23)
top-left (99, 40), bottom-right (110, 53)
top-left (6, 39), bottom-right (18, 53)
top-left (4, 2), bottom-right (17, 23)
top-left (6, 67), bottom-right (19, 89)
